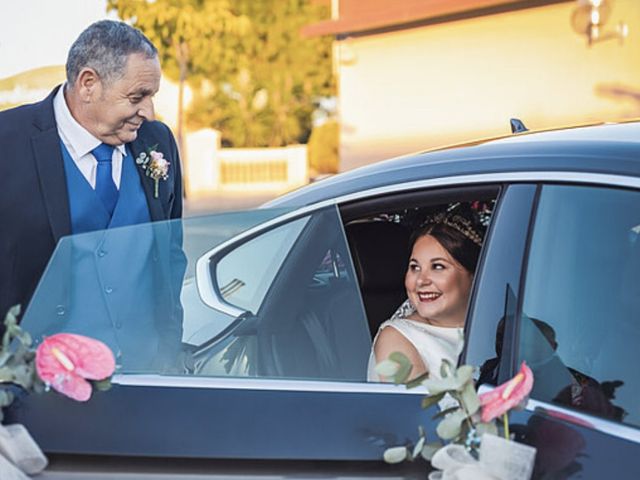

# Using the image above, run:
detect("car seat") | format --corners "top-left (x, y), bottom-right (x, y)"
top-left (345, 221), bottom-right (410, 337)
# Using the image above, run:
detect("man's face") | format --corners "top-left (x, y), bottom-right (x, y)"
top-left (84, 53), bottom-right (161, 145)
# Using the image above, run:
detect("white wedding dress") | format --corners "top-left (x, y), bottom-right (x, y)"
top-left (367, 300), bottom-right (464, 381)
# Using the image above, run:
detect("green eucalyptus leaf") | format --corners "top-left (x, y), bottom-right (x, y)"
top-left (2, 305), bottom-right (21, 350)
top-left (421, 391), bottom-right (446, 410)
top-left (460, 381), bottom-right (481, 416)
top-left (0, 366), bottom-right (14, 383)
top-left (475, 422), bottom-right (499, 437)
top-left (406, 371), bottom-right (430, 389)
top-left (421, 441), bottom-right (443, 461)
top-left (389, 351), bottom-right (411, 365)
top-left (93, 378), bottom-right (113, 392)
top-left (440, 359), bottom-right (453, 379)
top-left (4, 305), bottom-right (21, 327)
top-left (436, 409), bottom-right (466, 440)
top-left (455, 365), bottom-right (475, 385)
top-left (16, 330), bottom-right (32, 348)
top-left (422, 376), bottom-right (463, 395)
top-left (389, 352), bottom-right (412, 384)
top-left (0, 352), bottom-right (11, 368)
top-left (383, 446), bottom-right (409, 464)
top-left (458, 415), bottom-right (472, 444)
top-left (8, 304), bottom-right (21, 318)
top-left (433, 405), bottom-right (461, 420)
top-left (11, 364), bottom-right (34, 390)
top-left (412, 435), bottom-right (425, 460)
top-left (375, 359), bottom-right (400, 378)
top-left (7, 324), bottom-right (20, 338)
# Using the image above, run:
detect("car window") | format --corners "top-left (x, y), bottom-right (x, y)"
top-left (216, 216), bottom-right (309, 313)
top-left (20, 206), bottom-right (371, 382)
top-left (196, 206), bottom-right (370, 380)
top-left (518, 184), bottom-right (640, 428)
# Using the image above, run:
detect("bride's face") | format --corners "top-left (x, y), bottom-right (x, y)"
top-left (404, 234), bottom-right (473, 328)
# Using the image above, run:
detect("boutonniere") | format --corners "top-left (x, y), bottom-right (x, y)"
top-left (135, 144), bottom-right (170, 198)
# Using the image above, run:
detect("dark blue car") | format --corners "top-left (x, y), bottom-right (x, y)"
top-left (10, 121), bottom-right (640, 478)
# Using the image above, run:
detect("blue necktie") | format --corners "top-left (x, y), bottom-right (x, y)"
top-left (91, 143), bottom-right (118, 216)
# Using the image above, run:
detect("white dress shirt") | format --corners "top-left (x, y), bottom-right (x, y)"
top-left (53, 85), bottom-right (126, 189)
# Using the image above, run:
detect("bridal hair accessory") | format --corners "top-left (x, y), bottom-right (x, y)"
top-left (423, 212), bottom-right (484, 246)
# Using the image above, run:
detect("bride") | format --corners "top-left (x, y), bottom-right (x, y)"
top-left (367, 213), bottom-right (483, 382)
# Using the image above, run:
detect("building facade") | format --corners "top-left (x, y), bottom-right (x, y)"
top-left (305, 0), bottom-right (640, 170)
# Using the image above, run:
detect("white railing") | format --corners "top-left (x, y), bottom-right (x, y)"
top-left (185, 129), bottom-right (308, 197)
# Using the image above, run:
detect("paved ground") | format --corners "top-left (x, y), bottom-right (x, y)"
top-left (183, 192), bottom-right (279, 217)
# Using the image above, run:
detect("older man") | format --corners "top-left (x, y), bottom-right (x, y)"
top-left (0, 21), bottom-right (183, 363)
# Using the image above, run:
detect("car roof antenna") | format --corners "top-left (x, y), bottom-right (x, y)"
top-left (510, 118), bottom-right (528, 134)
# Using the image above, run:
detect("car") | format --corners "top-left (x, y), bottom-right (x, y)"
top-left (8, 120), bottom-right (640, 479)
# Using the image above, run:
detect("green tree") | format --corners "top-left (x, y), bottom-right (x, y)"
top-left (109, 0), bottom-right (334, 148)
top-left (107, 0), bottom-right (250, 151)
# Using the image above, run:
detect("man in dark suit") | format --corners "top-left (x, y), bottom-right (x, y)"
top-left (0, 20), bottom-right (184, 367)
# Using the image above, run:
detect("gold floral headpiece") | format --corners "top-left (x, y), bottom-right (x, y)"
top-left (424, 212), bottom-right (484, 246)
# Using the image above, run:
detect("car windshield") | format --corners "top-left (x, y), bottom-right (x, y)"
top-left (19, 206), bottom-right (372, 382)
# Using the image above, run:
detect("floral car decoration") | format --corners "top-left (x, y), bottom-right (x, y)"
top-left (35, 333), bottom-right (115, 402)
top-left (377, 354), bottom-right (536, 480)
top-left (0, 305), bottom-right (115, 478)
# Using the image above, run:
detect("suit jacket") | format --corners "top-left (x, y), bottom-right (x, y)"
top-left (0, 85), bottom-right (183, 322)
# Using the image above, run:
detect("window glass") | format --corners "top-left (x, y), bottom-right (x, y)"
top-left (519, 185), bottom-right (640, 427)
top-left (466, 185), bottom-right (536, 384)
top-left (20, 206), bottom-right (371, 382)
top-left (216, 217), bottom-right (308, 313)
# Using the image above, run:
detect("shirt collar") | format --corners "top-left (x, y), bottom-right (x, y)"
top-left (53, 85), bottom-right (127, 158)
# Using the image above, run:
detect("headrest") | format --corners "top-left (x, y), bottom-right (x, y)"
top-left (346, 221), bottom-right (410, 291)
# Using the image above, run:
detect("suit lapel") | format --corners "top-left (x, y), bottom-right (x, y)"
top-left (32, 87), bottom-right (71, 243)
top-left (129, 137), bottom-right (165, 222)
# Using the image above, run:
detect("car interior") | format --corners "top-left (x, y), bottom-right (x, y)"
top-left (192, 185), bottom-right (500, 382)
top-left (253, 208), bottom-right (371, 380)
top-left (339, 185), bottom-right (500, 339)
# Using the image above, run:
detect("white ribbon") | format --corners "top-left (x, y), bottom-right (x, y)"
top-left (428, 435), bottom-right (536, 480)
top-left (0, 424), bottom-right (48, 477)
top-left (428, 444), bottom-right (499, 480)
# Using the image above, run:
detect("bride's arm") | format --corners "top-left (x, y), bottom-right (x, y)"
top-left (374, 326), bottom-right (428, 382)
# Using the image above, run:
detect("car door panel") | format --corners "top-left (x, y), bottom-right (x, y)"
top-left (511, 184), bottom-right (640, 478)
top-left (9, 380), bottom-right (431, 461)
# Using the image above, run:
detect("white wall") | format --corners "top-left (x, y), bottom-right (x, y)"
top-left (337, 0), bottom-right (640, 170)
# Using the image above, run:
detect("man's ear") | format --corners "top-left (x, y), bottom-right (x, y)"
top-left (75, 67), bottom-right (102, 102)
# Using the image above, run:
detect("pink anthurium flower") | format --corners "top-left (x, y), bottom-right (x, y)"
top-left (479, 361), bottom-right (534, 423)
top-left (35, 334), bottom-right (115, 402)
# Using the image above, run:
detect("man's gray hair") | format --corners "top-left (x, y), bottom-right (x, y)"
top-left (66, 20), bottom-right (158, 86)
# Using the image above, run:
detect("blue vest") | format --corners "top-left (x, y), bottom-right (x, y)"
top-left (60, 142), bottom-right (150, 233)
top-left (57, 143), bottom-right (160, 368)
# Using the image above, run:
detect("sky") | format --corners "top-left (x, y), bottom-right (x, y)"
top-left (0, 0), bottom-right (116, 79)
